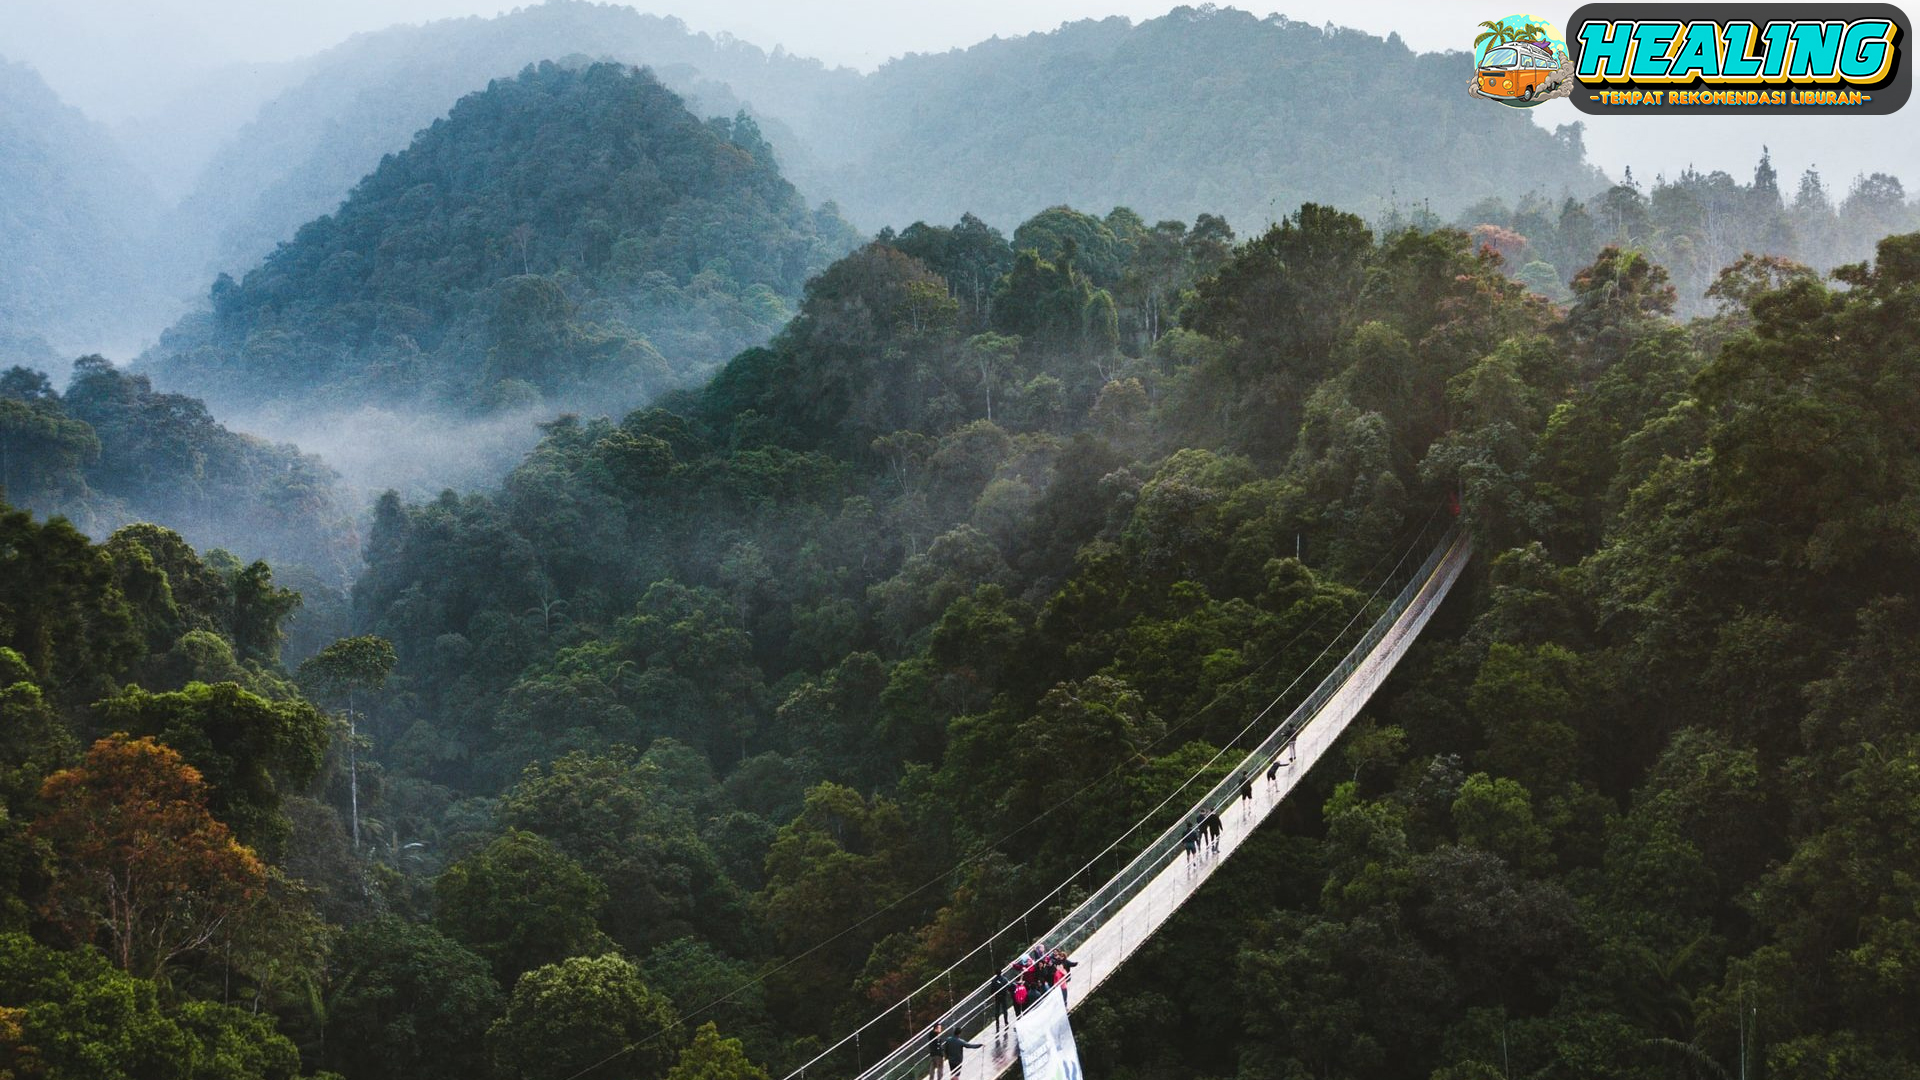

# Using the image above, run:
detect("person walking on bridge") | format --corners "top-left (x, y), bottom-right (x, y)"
top-left (989, 969), bottom-right (1015, 1032)
top-left (927, 1022), bottom-right (981, 1080)
top-left (1203, 809), bottom-right (1223, 857)
top-left (1239, 773), bottom-right (1255, 821)
top-left (1183, 816), bottom-right (1201, 871)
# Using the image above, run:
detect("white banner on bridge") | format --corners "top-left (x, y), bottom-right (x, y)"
top-left (1014, 989), bottom-right (1084, 1080)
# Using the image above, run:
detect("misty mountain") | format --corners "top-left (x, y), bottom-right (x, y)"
top-left (168, 4), bottom-right (1606, 251)
top-left (816, 8), bottom-right (1608, 231)
top-left (168, 1), bottom-right (856, 285)
top-left (0, 59), bottom-right (166, 361)
top-left (145, 61), bottom-right (856, 419)
top-left (111, 56), bottom-right (313, 206)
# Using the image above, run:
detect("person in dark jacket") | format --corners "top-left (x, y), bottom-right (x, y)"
top-left (927, 1023), bottom-right (982, 1080)
top-left (927, 1023), bottom-right (946, 1080)
top-left (1203, 809), bottom-right (1223, 856)
top-left (989, 970), bottom-right (1015, 1031)
top-left (1239, 773), bottom-right (1255, 820)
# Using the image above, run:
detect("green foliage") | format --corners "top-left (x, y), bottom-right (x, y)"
top-left (171, 1000), bottom-right (304, 1080)
top-left (1012, 206), bottom-right (1131, 286)
top-left (0, 388), bottom-right (98, 504)
top-left (499, 748), bottom-right (749, 954)
top-left (0, 931), bottom-right (193, 1079)
top-left (0, 932), bottom-right (304, 1080)
top-left (94, 682), bottom-right (330, 852)
top-left (1450, 773), bottom-right (1550, 872)
top-left (486, 953), bottom-right (683, 1080)
top-left (758, 783), bottom-right (915, 1032)
top-left (665, 1023), bottom-right (767, 1080)
top-left (297, 637), bottom-right (395, 710)
top-left (641, 940), bottom-right (777, 1065)
top-left (0, 504), bottom-right (350, 1073)
top-left (0, 677), bottom-right (76, 812)
top-left (321, 916), bottom-right (502, 1080)
top-left (434, 828), bottom-right (612, 985)
top-left (17, 180), bottom-right (1919, 1080)
top-left (1461, 155), bottom-right (1920, 316)
top-left (0, 501), bottom-right (140, 702)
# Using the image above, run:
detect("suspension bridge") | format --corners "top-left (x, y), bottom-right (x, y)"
top-left (779, 519), bottom-right (1474, 1080)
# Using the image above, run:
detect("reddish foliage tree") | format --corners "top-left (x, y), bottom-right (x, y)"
top-left (31, 735), bottom-right (266, 978)
top-left (1469, 223), bottom-right (1530, 267)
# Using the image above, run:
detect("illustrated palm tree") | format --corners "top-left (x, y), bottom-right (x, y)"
top-left (1475, 19), bottom-right (1517, 53)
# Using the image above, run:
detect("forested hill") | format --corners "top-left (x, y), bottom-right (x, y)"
top-left (168, 0), bottom-right (853, 285)
top-left (816, 8), bottom-right (1607, 231)
top-left (0, 59), bottom-right (165, 364)
top-left (144, 61), bottom-right (858, 418)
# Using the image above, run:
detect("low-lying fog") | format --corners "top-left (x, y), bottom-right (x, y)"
top-left (224, 402), bottom-right (563, 501)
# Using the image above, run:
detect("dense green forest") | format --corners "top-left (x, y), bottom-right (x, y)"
top-left (145, 62), bottom-right (857, 419)
top-left (9, 177), bottom-right (1920, 1080)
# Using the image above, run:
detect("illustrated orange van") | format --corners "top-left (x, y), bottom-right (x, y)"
top-left (1475, 41), bottom-right (1561, 102)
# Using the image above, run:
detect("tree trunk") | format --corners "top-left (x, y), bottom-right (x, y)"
top-left (347, 690), bottom-right (361, 851)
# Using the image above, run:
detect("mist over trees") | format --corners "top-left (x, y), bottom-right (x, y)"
top-left (1456, 151), bottom-right (1920, 314)
top-left (10, 0), bottom-right (1920, 397)
top-left (0, 356), bottom-right (359, 581)
top-left (815, 8), bottom-right (1605, 233)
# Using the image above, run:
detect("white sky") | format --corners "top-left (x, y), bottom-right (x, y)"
top-left (2, 0), bottom-right (1474, 99)
top-left (3, 0), bottom-right (1914, 198)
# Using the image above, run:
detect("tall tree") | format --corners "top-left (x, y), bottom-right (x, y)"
top-left (32, 736), bottom-right (266, 979)
top-left (297, 636), bottom-right (395, 850)
top-left (486, 953), bottom-right (683, 1080)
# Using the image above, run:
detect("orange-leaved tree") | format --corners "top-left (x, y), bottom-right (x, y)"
top-left (31, 734), bottom-right (266, 979)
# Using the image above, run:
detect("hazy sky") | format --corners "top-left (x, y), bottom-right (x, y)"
top-left (3, 0), bottom-right (1469, 101)
top-left (4, 0), bottom-right (1915, 194)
